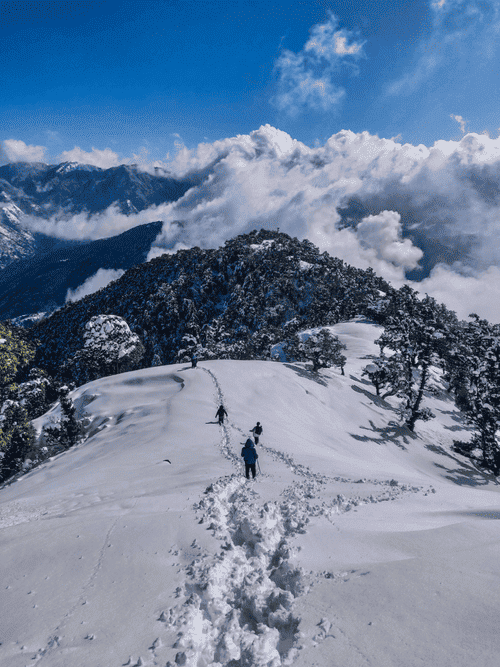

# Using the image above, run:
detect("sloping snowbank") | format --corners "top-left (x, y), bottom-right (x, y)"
top-left (0, 320), bottom-right (499, 666)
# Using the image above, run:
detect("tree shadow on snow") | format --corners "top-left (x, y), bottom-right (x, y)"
top-left (283, 363), bottom-right (328, 387)
top-left (350, 383), bottom-right (397, 411)
top-left (349, 420), bottom-right (413, 450)
top-left (425, 444), bottom-right (497, 487)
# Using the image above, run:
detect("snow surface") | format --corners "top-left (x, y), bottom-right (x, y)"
top-left (1, 320), bottom-right (500, 667)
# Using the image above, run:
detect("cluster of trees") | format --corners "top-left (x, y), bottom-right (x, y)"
top-left (0, 314), bottom-right (142, 483)
top-left (362, 286), bottom-right (500, 475)
top-left (0, 322), bottom-right (52, 482)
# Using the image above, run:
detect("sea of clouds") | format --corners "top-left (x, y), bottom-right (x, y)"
top-left (6, 125), bottom-right (500, 322)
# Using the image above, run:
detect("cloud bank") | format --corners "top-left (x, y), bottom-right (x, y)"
top-left (58, 146), bottom-right (123, 169)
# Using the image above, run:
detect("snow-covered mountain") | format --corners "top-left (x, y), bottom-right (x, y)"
top-left (1, 320), bottom-right (499, 667)
top-left (0, 162), bottom-right (202, 269)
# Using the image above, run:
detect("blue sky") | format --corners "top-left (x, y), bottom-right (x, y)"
top-left (2, 0), bottom-right (500, 164)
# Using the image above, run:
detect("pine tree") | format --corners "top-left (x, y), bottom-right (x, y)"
top-left (0, 401), bottom-right (36, 482)
top-left (373, 289), bottom-right (450, 431)
top-left (44, 385), bottom-right (83, 452)
top-left (0, 322), bottom-right (36, 392)
top-left (283, 329), bottom-right (347, 373)
top-left (450, 315), bottom-right (500, 473)
top-left (63, 315), bottom-right (145, 385)
top-left (362, 356), bottom-right (399, 398)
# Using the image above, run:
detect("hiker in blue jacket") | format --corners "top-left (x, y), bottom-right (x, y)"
top-left (241, 437), bottom-right (258, 479)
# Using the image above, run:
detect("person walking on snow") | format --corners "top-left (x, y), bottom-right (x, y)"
top-left (216, 404), bottom-right (227, 425)
top-left (250, 421), bottom-right (263, 445)
top-left (241, 437), bottom-right (259, 479)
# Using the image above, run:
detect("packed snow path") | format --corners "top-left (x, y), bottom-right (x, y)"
top-left (160, 366), bottom-right (433, 667)
top-left (1, 321), bottom-right (500, 666)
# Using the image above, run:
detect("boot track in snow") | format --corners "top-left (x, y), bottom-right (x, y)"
top-left (138, 367), bottom-right (436, 667)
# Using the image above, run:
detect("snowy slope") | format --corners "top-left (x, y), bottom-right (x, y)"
top-left (1, 320), bottom-right (500, 667)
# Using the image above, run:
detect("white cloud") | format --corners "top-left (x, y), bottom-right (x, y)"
top-left (22, 201), bottom-right (176, 241)
top-left (272, 12), bottom-right (365, 115)
top-left (2, 139), bottom-right (47, 162)
top-left (356, 211), bottom-right (423, 270)
top-left (419, 264), bottom-right (500, 323)
top-left (450, 114), bottom-right (468, 133)
top-left (58, 146), bottom-right (122, 169)
top-left (65, 268), bottom-right (125, 303)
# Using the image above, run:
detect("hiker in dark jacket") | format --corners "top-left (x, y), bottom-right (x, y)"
top-left (191, 355), bottom-right (198, 368)
top-left (216, 404), bottom-right (228, 425)
top-left (241, 438), bottom-right (258, 479)
top-left (250, 421), bottom-right (263, 445)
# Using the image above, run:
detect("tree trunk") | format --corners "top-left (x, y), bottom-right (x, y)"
top-left (407, 362), bottom-right (429, 432)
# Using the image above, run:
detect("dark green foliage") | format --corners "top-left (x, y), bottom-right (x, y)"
top-left (0, 401), bottom-right (36, 482)
top-left (0, 321), bottom-right (36, 388)
top-left (43, 385), bottom-right (84, 452)
top-left (447, 315), bottom-right (500, 474)
top-left (369, 288), bottom-right (454, 431)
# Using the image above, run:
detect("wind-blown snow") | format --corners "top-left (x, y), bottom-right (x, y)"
top-left (1, 320), bottom-right (499, 666)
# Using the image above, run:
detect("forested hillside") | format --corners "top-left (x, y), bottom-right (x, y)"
top-left (30, 229), bottom-right (390, 374)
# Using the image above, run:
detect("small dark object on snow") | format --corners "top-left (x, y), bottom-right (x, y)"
top-left (163, 459), bottom-right (171, 463)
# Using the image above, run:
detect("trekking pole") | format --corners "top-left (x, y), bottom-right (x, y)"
top-left (257, 460), bottom-right (262, 475)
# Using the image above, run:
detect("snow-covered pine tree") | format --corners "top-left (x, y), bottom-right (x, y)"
top-left (451, 315), bottom-right (500, 473)
top-left (362, 356), bottom-right (400, 398)
top-left (374, 289), bottom-right (449, 431)
top-left (0, 401), bottom-right (36, 482)
top-left (43, 385), bottom-right (84, 452)
top-left (63, 314), bottom-right (145, 385)
top-left (297, 329), bottom-right (347, 373)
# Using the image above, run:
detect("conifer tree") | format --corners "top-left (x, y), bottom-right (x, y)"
top-left (282, 329), bottom-right (347, 373)
top-left (44, 385), bottom-right (83, 451)
top-left (0, 401), bottom-right (36, 482)
top-left (450, 315), bottom-right (500, 473)
top-left (374, 289), bottom-right (449, 431)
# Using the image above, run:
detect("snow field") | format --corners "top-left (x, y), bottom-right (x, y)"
top-left (0, 319), bottom-right (500, 666)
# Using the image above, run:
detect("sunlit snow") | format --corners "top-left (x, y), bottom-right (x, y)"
top-left (1, 320), bottom-right (499, 666)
